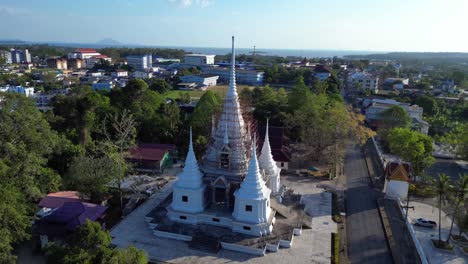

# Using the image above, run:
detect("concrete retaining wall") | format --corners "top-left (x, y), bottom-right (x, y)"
top-left (220, 242), bottom-right (266, 256)
top-left (153, 230), bottom-right (192, 242)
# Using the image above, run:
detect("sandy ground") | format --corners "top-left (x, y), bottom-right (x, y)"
top-left (407, 201), bottom-right (468, 264)
top-left (110, 175), bottom-right (336, 264)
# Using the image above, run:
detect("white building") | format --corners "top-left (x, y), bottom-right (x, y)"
top-left (111, 69), bottom-right (128, 78)
top-left (127, 55), bottom-right (152, 70)
top-left (68, 48), bottom-right (101, 60)
top-left (202, 66), bottom-right (264, 85)
top-left (0, 86), bottom-right (34, 97)
top-left (85, 55), bottom-right (112, 69)
top-left (350, 72), bottom-right (379, 93)
top-left (383, 163), bottom-right (410, 201)
top-left (180, 74), bottom-right (219, 87)
top-left (184, 54), bottom-right (215, 65)
top-left (133, 70), bottom-right (154, 79)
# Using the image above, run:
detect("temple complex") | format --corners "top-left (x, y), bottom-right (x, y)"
top-left (145, 37), bottom-right (309, 256)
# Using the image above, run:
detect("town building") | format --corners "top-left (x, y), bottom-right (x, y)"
top-left (180, 74), bottom-right (219, 88)
top-left (133, 70), bottom-right (154, 79)
top-left (383, 162), bottom-right (411, 200)
top-left (154, 57), bottom-right (180, 63)
top-left (184, 54), bottom-right (215, 65)
top-left (67, 58), bottom-right (83, 69)
top-left (349, 72), bottom-right (379, 93)
top-left (10, 49), bottom-right (31, 64)
top-left (47, 57), bottom-right (68, 70)
top-left (202, 66), bottom-right (264, 85)
top-left (313, 64), bottom-right (333, 81)
top-left (363, 98), bottom-right (429, 134)
top-left (34, 89), bottom-right (70, 111)
top-left (85, 55), bottom-right (112, 69)
top-left (0, 85), bottom-right (35, 97)
top-left (383, 77), bottom-right (410, 90)
top-left (126, 54), bottom-right (152, 70)
top-left (111, 69), bottom-right (128, 78)
top-left (439, 79), bottom-right (457, 92)
top-left (126, 144), bottom-right (176, 173)
top-left (92, 80), bottom-right (114, 92)
top-left (68, 48), bottom-right (101, 60)
top-left (0, 50), bottom-right (12, 64)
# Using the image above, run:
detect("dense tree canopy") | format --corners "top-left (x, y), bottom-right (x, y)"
top-left (385, 127), bottom-right (435, 175)
top-left (0, 94), bottom-right (63, 262)
top-left (45, 220), bottom-right (148, 264)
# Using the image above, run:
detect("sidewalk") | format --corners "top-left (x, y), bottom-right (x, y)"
top-left (407, 202), bottom-right (467, 264)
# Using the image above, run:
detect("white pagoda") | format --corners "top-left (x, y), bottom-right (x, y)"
top-left (259, 120), bottom-right (281, 195)
top-left (168, 36), bottom-right (275, 236)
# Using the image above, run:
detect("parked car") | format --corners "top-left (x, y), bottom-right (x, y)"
top-left (413, 218), bottom-right (437, 228)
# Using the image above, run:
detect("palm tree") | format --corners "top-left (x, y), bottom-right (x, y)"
top-left (446, 174), bottom-right (468, 242)
top-left (432, 173), bottom-right (452, 243)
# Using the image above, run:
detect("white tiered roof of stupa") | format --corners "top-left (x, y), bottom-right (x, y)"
top-left (259, 120), bottom-right (281, 194)
top-left (235, 136), bottom-right (271, 200)
top-left (202, 36), bottom-right (249, 176)
top-left (175, 127), bottom-right (203, 189)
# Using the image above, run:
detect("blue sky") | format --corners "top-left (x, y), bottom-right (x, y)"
top-left (1, 0), bottom-right (467, 52)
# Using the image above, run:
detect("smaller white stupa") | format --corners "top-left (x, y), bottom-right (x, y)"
top-left (259, 120), bottom-right (281, 195)
top-left (232, 136), bottom-right (273, 235)
top-left (170, 128), bottom-right (206, 216)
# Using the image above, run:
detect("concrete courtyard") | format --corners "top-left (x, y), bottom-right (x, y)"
top-left (407, 201), bottom-right (467, 264)
top-left (110, 175), bottom-right (336, 264)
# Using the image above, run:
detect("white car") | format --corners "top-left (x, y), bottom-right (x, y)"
top-left (413, 218), bottom-right (437, 228)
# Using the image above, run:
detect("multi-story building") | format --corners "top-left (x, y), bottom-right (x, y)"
top-left (0, 50), bottom-right (12, 64)
top-left (47, 57), bottom-right (68, 70)
top-left (126, 54), bottom-right (152, 70)
top-left (85, 55), bottom-right (112, 69)
top-left (364, 98), bottom-right (428, 134)
top-left (349, 72), bottom-right (379, 93)
top-left (68, 48), bottom-right (101, 60)
top-left (184, 54), bottom-right (215, 65)
top-left (9, 49), bottom-right (31, 64)
top-left (202, 66), bottom-right (264, 85)
top-left (67, 58), bottom-right (83, 69)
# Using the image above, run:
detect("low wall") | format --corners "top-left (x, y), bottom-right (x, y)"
top-left (153, 230), bottom-right (192, 242)
top-left (220, 242), bottom-right (266, 256)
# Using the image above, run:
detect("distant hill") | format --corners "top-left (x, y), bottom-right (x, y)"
top-left (345, 52), bottom-right (468, 63)
top-left (0, 39), bottom-right (27, 45)
top-left (95, 38), bottom-right (123, 46)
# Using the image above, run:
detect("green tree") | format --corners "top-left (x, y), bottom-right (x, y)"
top-left (415, 95), bottom-right (438, 116)
top-left (65, 155), bottom-right (122, 203)
top-left (288, 76), bottom-right (312, 112)
top-left (45, 221), bottom-right (148, 264)
top-left (190, 91), bottom-right (222, 136)
top-left (432, 174), bottom-right (452, 243)
top-left (385, 127), bottom-right (435, 175)
top-left (379, 105), bottom-right (411, 129)
top-left (148, 78), bottom-right (172, 93)
top-left (447, 174), bottom-right (468, 242)
top-left (0, 94), bottom-right (61, 262)
top-left (443, 123), bottom-right (468, 160)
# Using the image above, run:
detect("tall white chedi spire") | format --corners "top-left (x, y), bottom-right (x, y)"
top-left (259, 120), bottom-right (281, 194)
top-left (202, 36), bottom-right (248, 175)
top-left (232, 136), bottom-right (273, 234)
top-left (176, 127), bottom-right (203, 189)
top-left (235, 136), bottom-right (270, 199)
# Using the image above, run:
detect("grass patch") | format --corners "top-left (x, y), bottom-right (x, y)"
top-left (409, 183), bottom-right (436, 198)
top-left (331, 192), bottom-right (342, 223)
top-left (432, 239), bottom-right (453, 251)
top-left (163, 85), bottom-right (255, 100)
top-left (331, 232), bottom-right (339, 264)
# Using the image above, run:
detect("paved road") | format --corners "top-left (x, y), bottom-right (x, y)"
top-left (345, 144), bottom-right (393, 264)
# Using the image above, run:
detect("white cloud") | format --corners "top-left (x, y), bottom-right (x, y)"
top-left (168, 0), bottom-right (213, 8)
